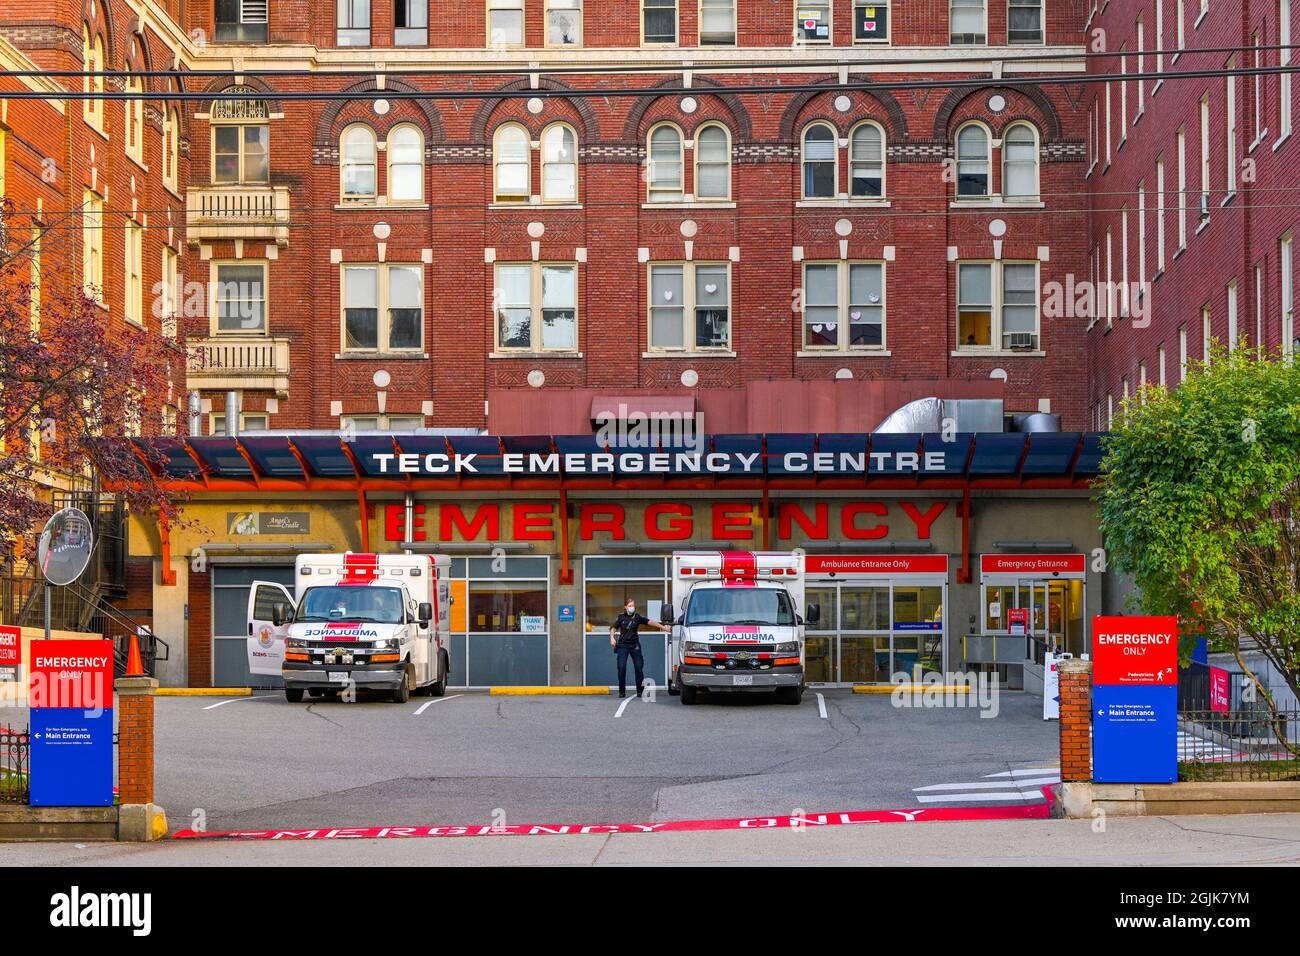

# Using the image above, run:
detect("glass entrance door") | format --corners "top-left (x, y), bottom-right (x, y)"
top-left (805, 580), bottom-right (945, 684)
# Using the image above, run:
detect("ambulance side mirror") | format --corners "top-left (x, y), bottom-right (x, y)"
top-left (417, 602), bottom-right (433, 626)
top-left (805, 603), bottom-right (821, 625)
top-left (272, 602), bottom-right (289, 627)
top-left (660, 604), bottom-right (675, 625)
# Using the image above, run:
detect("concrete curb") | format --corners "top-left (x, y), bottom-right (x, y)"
top-left (157, 688), bottom-right (252, 697)
top-left (1052, 781), bottom-right (1300, 817)
top-left (488, 686), bottom-right (609, 696)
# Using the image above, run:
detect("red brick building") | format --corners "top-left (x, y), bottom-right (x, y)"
top-left (1084, 0), bottom-right (1299, 427)
top-left (0, 1), bottom-right (1097, 436)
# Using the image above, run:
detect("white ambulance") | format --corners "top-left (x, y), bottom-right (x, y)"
top-left (247, 553), bottom-right (452, 703)
top-left (661, 551), bottom-right (818, 705)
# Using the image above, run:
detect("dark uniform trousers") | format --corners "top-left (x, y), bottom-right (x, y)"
top-left (615, 642), bottom-right (645, 697)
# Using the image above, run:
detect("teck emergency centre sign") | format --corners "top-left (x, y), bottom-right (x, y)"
top-left (1091, 616), bottom-right (1178, 783)
top-left (28, 639), bottom-right (115, 806)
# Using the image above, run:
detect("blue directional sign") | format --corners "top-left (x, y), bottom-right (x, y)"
top-left (558, 604), bottom-right (575, 622)
top-left (30, 706), bottom-right (115, 806)
top-left (1092, 684), bottom-right (1178, 783)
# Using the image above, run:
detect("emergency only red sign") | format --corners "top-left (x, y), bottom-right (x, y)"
top-left (0, 625), bottom-right (19, 682)
top-left (1091, 616), bottom-right (1178, 685)
top-left (28, 640), bottom-right (114, 709)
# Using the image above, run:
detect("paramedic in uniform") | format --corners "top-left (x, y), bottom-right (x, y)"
top-left (610, 599), bottom-right (670, 699)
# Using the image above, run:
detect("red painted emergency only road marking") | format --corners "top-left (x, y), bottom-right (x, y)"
top-left (172, 791), bottom-right (1053, 841)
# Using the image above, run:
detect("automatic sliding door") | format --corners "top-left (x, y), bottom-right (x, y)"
top-left (839, 585), bottom-right (890, 683)
top-left (804, 584), bottom-right (838, 683)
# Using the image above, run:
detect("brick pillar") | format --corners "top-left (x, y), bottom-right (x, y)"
top-left (115, 676), bottom-right (157, 805)
top-left (1058, 658), bottom-right (1093, 782)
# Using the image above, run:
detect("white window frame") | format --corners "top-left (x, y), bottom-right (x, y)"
top-left (493, 123), bottom-right (531, 203)
top-left (395, 0), bottom-right (428, 45)
top-left (83, 29), bottom-right (106, 132)
top-left (642, 0), bottom-right (678, 45)
top-left (211, 411), bottom-right (270, 436)
top-left (341, 263), bottom-right (425, 353)
top-left (211, 259), bottom-right (268, 336)
top-left (795, 0), bottom-right (834, 45)
top-left (648, 262), bottom-right (733, 352)
top-left (1178, 324), bottom-right (1188, 381)
top-left (1135, 16), bottom-right (1145, 116)
top-left (1155, 156), bottom-right (1167, 270)
top-left (340, 124), bottom-right (378, 203)
top-left (387, 123), bottom-right (425, 204)
top-left (848, 120), bottom-right (886, 199)
top-left (1199, 93), bottom-right (1211, 221)
top-left (336, 0), bottom-right (372, 45)
top-left (1176, 126), bottom-right (1188, 248)
top-left (164, 108), bottom-right (180, 192)
top-left (1137, 180), bottom-right (1147, 292)
top-left (211, 107), bottom-right (270, 186)
top-left (801, 260), bottom-right (888, 352)
top-left (1281, 0), bottom-right (1294, 140)
top-left (342, 413), bottom-right (425, 432)
top-left (853, 0), bottom-right (889, 42)
top-left (125, 218), bottom-right (144, 326)
top-left (1001, 121), bottom-right (1039, 200)
top-left (647, 122), bottom-right (685, 202)
top-left (950, 0), bottom-right (987, 44)
top-left (1227, 280), bottom-right (1239, 351)
top-left (801, 122), bottom-right (839, 200)
top-left (954, 121), bottom-right (992, 198)
top-left (1226, 62), bottom-right (1237, 194)
top-left (1007, 0), bottom-right (1043, 44)
top-left (493, 262), bottom-right (580, 353)
top-left (545, 0), bottom-right (583, 47)
top-left (955, 260), bottom-right (1040, 352)
top-left (488, 0), bottom-right (526, 47)
top-left (161, 245), bottom-right (179, 339)
top-left (540, 122), bottom-right (579, 204)
top-left (82, 189), bottom-right (104, 305)
top-left (699, 0), bottom-right (737, 44)
top-left (1283, 234), bottom-right (1295, 359)
top-left (1202, 304), bottom-right (1213, 361)
top-left (693, 122), bottom-right (732, 201)
top-left (124, 72), bottom-right (145, 165)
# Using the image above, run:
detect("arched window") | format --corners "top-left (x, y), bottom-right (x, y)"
top-left (647, 123), bottom-right (684, 202)
top-left (1002, 122), bottom-right (1039, 199)
top-left (802, 123), bottom-right (837, 199)
top-left (164, 107), bottom-right (180, 190)
top-left (849, 122), bottom-right (885, 198)
top-left (955, 122), bottom-right (990, 197)
top-left (387, 125), bottom-right (424, 203)
top-left (694, 123), bottom-right (731, 201)
top-left (341, 125), bottom-right (377, 201)
top-left (124, 70), bottom-right (144, 163)
top-left (211, 87), bottom-right (269, 185)
top-left (83, 28), bottom-right (106, 129)
top-left (493, 123), bottom-right (530, 202)
top-left (541, 123), bottom-right (577, 202)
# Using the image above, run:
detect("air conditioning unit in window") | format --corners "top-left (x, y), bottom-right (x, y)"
top-left (1200, 193), bottom-right (1211, 220)
top-left (1005, 332), bottom-right (1038, 350)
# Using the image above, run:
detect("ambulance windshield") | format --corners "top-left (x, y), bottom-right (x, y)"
top-left (685, 588), bottom-right (795, 627)
top-left (297, 586), bottom-right (406, 624)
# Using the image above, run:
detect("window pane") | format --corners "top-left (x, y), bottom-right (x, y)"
top-left (804, 264), bottom-right (839, 346)
top-left (548, 3), bottom-right (582, 44)
top-left (849, 263), bottom-right (884, 348)
top-left (497, 265), bottom-right (530, 307)
top-left (650, 265), bottom-right (684, 348)
top-left (542, 310), bottom-right (576, 349)
top-left (695, 265), bottom-right (729, 349)
top-left (391, 164), bottom-right (422, 201)
top-left (644, 0), bottom-right (676, 43)
top-left (958, 263), bottom-right (991, 304)
top-left (542, 126), bottom-right (574, 162)
top-left (390, 127), bottom-right (421, 162)
top-left (389, 265), bottom-right (421, 307)
top-left (700, 0), bottom-right (735, 43)
top-left (344, 266), bottom-right (377, 308)
top-left (344, 267), bottom-right (378, 349)
top-left (541, 266), bottom-right (575, 308)
top-left (543, 163), bottom-right (576, 201)
top-left (489, 10), bottom-right (523, 44)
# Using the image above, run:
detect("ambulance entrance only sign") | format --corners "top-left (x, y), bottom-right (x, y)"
top-left (1091, 617), bottom-right (1178, 783)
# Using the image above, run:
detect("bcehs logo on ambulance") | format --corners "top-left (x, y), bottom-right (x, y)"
top-left (1091, 616), bottom-right (1178, 685)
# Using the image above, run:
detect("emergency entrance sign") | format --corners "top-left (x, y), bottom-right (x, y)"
top-left (29, 639), bottom-right (115, 807)
top-left (1091, 616), bottom-right (1177, 684)
top-left (1091, 616), bottom-right (1178, 784)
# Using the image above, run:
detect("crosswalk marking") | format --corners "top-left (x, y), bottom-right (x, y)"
top-left (912, 767), bottom-right (1061, 806)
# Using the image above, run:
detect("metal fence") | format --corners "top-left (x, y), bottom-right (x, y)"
top-left (1178, 707), bottom-right (1300, 781)
top-left (0, 725), bottom-right (30, 804)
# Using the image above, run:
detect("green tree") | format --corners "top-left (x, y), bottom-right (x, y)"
top-left (1098, 349), bottom-right (1300, 753)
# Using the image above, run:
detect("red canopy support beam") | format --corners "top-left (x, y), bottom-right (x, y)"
top-left (558, 488), bottom-right (573, 585)
top-left (957, 488), bottom-right (973, 584)
top-left (159, 515), bottom-right (176, 587)
top-left (761, 486), bottom-right (771, 550)
top-left (357, 489), bottom-right (370, 553)
top-left (556, 494), bottom-right (572, 582)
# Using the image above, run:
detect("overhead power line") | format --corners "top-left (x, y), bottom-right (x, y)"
top-left (9, 63), bottom-right (1300, 101)
top-left (9, 42), bottom-right (1299, 81)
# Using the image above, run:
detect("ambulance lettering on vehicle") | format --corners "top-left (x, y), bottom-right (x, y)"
top-left (666, 551), bottom-right (814, 706)
top-left (246, 552), bottom-right (453, 704)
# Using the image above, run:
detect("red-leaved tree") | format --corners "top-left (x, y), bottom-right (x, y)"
top-left (0, 200), bottom-right (184, 565)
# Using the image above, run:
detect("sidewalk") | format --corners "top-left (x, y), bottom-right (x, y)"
top-left (4, 812), bottom-right (1298, 866)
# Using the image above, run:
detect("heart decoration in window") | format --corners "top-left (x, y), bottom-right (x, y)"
top-left (663, 290), bottom-right (674, 301)
top-left (704, 283), bottom-right (718, 294)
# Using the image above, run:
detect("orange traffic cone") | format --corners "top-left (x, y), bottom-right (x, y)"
top-left (125, 632), bottom-right (145, 677)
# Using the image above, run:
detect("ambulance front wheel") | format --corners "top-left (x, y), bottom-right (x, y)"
top-left (391, 667), bottom-right (412, 704)
top-left (679, 683), bottom-right (699, 705)
top-left (285, 687), bottom-right (305, 703)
